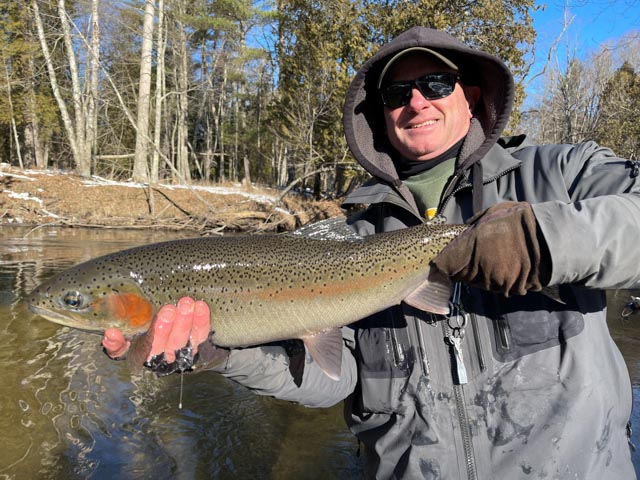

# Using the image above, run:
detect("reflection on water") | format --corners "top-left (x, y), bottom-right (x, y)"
top-left (1, 226), bottom-right (639, 478)
top-left (0, 226), bottom-right (361, 479)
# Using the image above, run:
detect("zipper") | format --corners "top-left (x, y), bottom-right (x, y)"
top-left (437, 164), bottom-right (523, 216)
top-left (414, 316), bottom-right (430, 376)
top-left (437, 173), bottom-right (469, 214)
top-left (388, 309), bottom-right (410, 371)
top-left (442, 320), bottom-right (477, 480)
top-left (469, 312), bottom-right (486, 372)
top-left (455, 383), bottom-right (477, 479)
top-left (443, 283), bottom-right (477, 480)
top-left (496, 315), bottom-right (511, 350)
top-left (463, 282), bottom-right (487, 373)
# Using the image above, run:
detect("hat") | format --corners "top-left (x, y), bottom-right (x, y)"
top-left (377, 47), bottom-right (459, 89)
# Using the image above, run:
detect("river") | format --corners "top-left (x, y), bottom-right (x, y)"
top-left (1, 225), bottom-right (639, 478)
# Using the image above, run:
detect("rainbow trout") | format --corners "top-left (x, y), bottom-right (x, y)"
top-left (28, 219), bottom-right (467, 380)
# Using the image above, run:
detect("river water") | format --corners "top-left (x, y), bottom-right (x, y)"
top-left (1, 225), bottom-right (639, 478)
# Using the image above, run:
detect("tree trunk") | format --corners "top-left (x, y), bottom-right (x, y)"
top-left (3, 57), bottom-right (24, 168)
top-left (175, 1), bottom-right (190, 183)
top-left (217, 65), bottom-right (227, 182)
top-left (25, 53), bottom-right (46, 168)
top-left (57, 0), bottom-right (90, 175)
top-left (132, 0), bottom-right (155, 183)
top-left (239, 82), bottom-right (251, 187)
top-left (31, 0), bottom-right (82, 176)
top-left (86, 0), bottom-right (100, 174)
top-left (151, 0), bottom-right (165, 183)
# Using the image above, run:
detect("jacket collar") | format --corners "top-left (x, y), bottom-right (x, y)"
top-left (343, 141), bottom-right (523, 212)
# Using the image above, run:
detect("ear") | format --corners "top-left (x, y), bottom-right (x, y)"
top-left (463, 85), bottom-right (481, 112)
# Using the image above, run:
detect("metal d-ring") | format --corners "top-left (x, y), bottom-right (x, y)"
top-left (448, 282), bottom-right (468, 331)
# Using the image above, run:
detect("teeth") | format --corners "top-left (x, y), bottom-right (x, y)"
top-left (411, 120), bottom-right (437, 128)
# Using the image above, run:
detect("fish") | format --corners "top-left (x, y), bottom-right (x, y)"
top-left (27, 218), bottom-right (467, 381)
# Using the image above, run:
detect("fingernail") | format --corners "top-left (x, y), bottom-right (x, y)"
top-left (157, 306), bottom-right (176, 327)
top-left (178, 297), bottom-right (195, 313)
top-left (195, 301), bottom-right (208, 316)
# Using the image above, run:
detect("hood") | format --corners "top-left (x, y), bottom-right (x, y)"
top-left (343, 27), bottom-right (514, 193)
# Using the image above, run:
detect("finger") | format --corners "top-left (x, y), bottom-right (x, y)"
top-left (148, 304), bottom-right (177, 361)
top-left (190, 300), bottom-right (211, 354)
top-left (164, 297), bottom-right (195, 362)
top-left (102, 328), bottom-right (130, 358)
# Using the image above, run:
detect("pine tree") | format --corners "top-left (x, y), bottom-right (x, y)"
top-left (596, 62), bottom-right (640, 159)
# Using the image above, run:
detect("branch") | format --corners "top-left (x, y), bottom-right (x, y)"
top-left (525, 12), bottom-right (575, 88)
top-left (275, 162), bottom-right (355, 205)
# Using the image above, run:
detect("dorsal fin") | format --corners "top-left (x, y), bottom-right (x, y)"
top-left (404, 266), bottom-right (452, 315)
top-left (301, 329), bottom-right (343, 381)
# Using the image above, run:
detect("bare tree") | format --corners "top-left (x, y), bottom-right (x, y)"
top-left (31, 0), bottom-right (100, 176)
top-left (87, 0), bottom-right (100, 172)
top-left (172, 0), bottom-right (191, 183)
top-left (151, 0), bottom-right (166, 183)
top-left (132, 0), bottom-right (155, 182)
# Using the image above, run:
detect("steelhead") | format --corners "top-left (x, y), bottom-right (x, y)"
top-left (28, 220), bottom-right (467, 380)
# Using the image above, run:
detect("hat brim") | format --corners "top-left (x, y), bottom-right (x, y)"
top-left (377, 47), bottom-right (459, 89)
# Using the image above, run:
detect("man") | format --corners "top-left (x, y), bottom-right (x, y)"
top-left (103, 27), bottom-right (639, 478)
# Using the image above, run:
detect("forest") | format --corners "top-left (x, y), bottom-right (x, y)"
top-left (1, 0), bottom-right (638, 199)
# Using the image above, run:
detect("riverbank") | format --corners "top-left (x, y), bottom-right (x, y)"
top-left (0, 164), bottom-right (344, 234)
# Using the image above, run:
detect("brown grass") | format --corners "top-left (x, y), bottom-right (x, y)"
top-left (0, 165), bottom-right (344, 234)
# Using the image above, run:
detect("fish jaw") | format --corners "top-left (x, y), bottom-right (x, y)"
top-left (28, 280), bottom-right (155, 337)
top-left (28, 303), bottom-right (105, 333)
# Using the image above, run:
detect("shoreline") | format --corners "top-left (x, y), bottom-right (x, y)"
top-left (0, 164), bottom-right (344, 234)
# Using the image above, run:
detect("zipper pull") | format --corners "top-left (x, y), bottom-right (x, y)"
top-left (448, 330), bottom-right (468, 385)
top-left (446, 282), bottom-right (468, 385)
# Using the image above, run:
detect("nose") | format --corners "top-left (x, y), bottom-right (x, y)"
top-left (406, 86), bottom-right (432, 110)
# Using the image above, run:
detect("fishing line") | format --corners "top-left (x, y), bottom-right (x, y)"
top-left (178, 370), bottom-right (184, 409)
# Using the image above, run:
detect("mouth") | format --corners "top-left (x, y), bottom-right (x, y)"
top-left (408, 119), bottom-right (438, 129)
top-left (28, 304), bottom-right (100, 333)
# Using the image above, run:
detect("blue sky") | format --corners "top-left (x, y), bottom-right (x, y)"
top-left (525, 0), bottom-right (640, 103)
top-left (526, 0), bottom-right (639, 94)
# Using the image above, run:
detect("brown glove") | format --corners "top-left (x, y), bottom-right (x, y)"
top-left (432, 201), bottom-right (552, 296)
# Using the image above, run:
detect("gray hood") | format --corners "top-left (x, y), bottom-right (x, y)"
top-left (343, 27), bottom-right (515, 193)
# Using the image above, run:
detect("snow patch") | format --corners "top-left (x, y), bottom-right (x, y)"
top-left (0, 171), bottom-right (36, 181)
top-left (7, 191), bottom-right (43, 205)
top-left (82, 175), bottom-right (281, 204)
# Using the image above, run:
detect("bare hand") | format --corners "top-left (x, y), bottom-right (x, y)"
top-left (101, 297), bottom-right (211, 363)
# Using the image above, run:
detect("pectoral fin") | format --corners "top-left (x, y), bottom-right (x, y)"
top-left (404, 267), bottom-right (452, 315)
top-left (301, 329), bottom-right (343, 381)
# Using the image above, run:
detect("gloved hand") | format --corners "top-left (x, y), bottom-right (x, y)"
top-left (432, 201), bottom-right (552, 296)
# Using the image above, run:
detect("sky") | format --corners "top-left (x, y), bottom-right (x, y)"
top-left (526, 0), bottom-right (639, 98)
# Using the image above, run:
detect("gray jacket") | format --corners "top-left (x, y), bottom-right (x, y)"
top-left (210, 27), bottom-right (640, 479)
top-left (339, 137), bottom-right (639, 479)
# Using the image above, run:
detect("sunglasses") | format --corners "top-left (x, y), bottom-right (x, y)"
top-left (380, 72), bottom-right (459, 109)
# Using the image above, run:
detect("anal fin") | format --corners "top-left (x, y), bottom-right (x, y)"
top-left (301, 329), bottom-right (343, 381)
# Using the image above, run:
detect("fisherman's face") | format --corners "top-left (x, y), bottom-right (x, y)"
top-left (382, 54), bottom-right (480, 162)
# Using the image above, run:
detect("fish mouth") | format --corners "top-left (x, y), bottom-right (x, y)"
top-left (28, 303), bottom-right (102, 333)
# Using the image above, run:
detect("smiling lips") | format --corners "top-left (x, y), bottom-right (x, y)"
top-left (409, 119), bottom-right (438, 129)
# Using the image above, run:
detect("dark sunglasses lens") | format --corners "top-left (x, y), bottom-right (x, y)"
top-left (415, 74), bottom-right (456, 99)
top-left (381, 73), bottom-right (458, 108)
top-left (381, 84), bottom-right (411, 109)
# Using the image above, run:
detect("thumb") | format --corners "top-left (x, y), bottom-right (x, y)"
top-left (102, 328), bottom-right (130, 359)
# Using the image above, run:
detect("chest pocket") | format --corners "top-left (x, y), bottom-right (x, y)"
top-left (483, 287), bottom-right (591, 363)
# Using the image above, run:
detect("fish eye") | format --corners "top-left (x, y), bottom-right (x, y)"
top-left (63, 291), bottom-right (85, 309)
